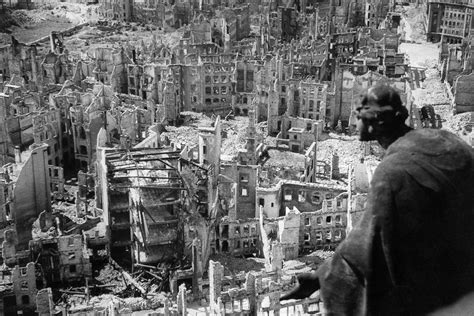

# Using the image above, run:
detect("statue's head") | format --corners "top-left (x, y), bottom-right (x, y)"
top-left (355, 84), bottom-right (408, 142)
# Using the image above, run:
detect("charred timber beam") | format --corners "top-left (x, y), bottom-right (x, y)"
top-left (110, 175), bottom-right (182, 179)
top-left (179, 158), bottom-right (208, 171)
top-left (109, 165), bottom-right (177, 171)
top-left (109, 185), bottom-right (186, 189)
top-left (109, 258), bottom-right (147, 296)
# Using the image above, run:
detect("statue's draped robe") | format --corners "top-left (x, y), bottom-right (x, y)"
top-left (316, 129), bottom-right (474, 315)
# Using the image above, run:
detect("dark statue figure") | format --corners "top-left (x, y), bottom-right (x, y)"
top-left (281, 84), bottom-right (474, 315)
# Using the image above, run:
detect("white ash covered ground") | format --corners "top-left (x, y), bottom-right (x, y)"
top-left (1, 3), bottom-right (98, 44)
top-left (164, 112), bottom-right (382, 175)
top-left (399, 3), bottom-right (472, 138)
top-left (162, 113), bottom-right (267, 160)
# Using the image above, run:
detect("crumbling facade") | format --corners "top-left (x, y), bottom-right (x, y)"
top-left (29, 235), bottom-right (92, 285)
top-left (0, 263), bottom-right (38, 316)
top-left (426, 0), bottom-right (473, 44)
top-left (97, 146), bottom-right (188, 266)
top-left (1, 144), bottom-right (52, 250)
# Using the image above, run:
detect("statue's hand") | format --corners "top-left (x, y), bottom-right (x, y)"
top-left (280, 272), bottom-right (320, 301)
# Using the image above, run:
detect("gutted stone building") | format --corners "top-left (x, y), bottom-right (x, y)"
top-left (68, 83), bottom-right (152, 171)
top-left (29, 235), bottom-right (91, 286)
top-left (0, 263), bottom-right (38, 316)
top-left (426, 0), bottom-right (473, 44)
top-left (98, 0), bottom-right (134, 21)
top-left (96, 117), bottom-right (222, 267)
top-left (257, 178), bottom-right (346, 218)
top-left (0, 144), bottom-right (51, 250)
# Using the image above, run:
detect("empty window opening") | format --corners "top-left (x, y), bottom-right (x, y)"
top-left (79, 146), bottom-right (87, 155)
top-left (312, 192), bottom-right (321, 203)
top-left (326, 216), bottom-right (332, 224)
top-left (222, 241), bottom-right (229, 252)
top-left (222, 225), bottom-right (229, 238)
top-left (250, 225), bottom-right (256, 235)
top-left (326, 231), bottom-right (332, 243)
top-left (316, 232), bottom-right (322, 241)
top-left (240, 174), bottom-right (249, 182)
top-left (304, 233), bottom-right (311, 245)
top-left (298, 190), bottom-right (306, 202)
top-left (69, 264), bottom-right (77, 273)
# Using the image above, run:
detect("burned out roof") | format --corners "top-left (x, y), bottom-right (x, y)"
top-left (106, 147), bottom-right (184, 190)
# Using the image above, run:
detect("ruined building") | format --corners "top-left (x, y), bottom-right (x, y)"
top-left (96, 115), bottom-right (221, 268)
top-left (426, 0), bottom-right (474, 44)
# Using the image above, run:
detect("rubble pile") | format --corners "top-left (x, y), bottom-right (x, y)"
top-left (5, 9), bottom-right (73, 43)
top-left (0, 9), bottom-right (21, 32)
top-left (318, 135), bottom-right (382, 173)
top-left (49, 3), bottom-right (99, 24)
top-left (161, 112), bottom-right (213, 147)
top-left (132, 261), bottom-right (189, 294)
top-left (306, 250), bottom-right (336, 261)
top-left (422, 69), bottom-right (450, 104)
top-left (96, 264), bottom-right (127, 295)
top-left (10, 9), bottom-right (42, 25)
top-left (221, 117), bottom-right (254, 157)
top-left (210, 254), bottom-right (265, 274)
top-left (163, 114), bottom-right (265, 158)
top-left (412, 70), bottom-right (450, 115)
top-left (87, 293), bottom-right (168, 312)
top-left (400, 4), bottom-right (426, 42)
top-left (400, 42), bottom-right (439, 68)
top-left (161, 125), bottom-right (200, 148)
top-left (120, 295), bottom-right (169, 311)
top-left (4, 3), bottom-right (95, 30)
top-left (266, 149), bottom-right (306, 170)
top-left (445, 112), bottom-right (473, 135)
top-left (65, 21), bottom-right (184, 52)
